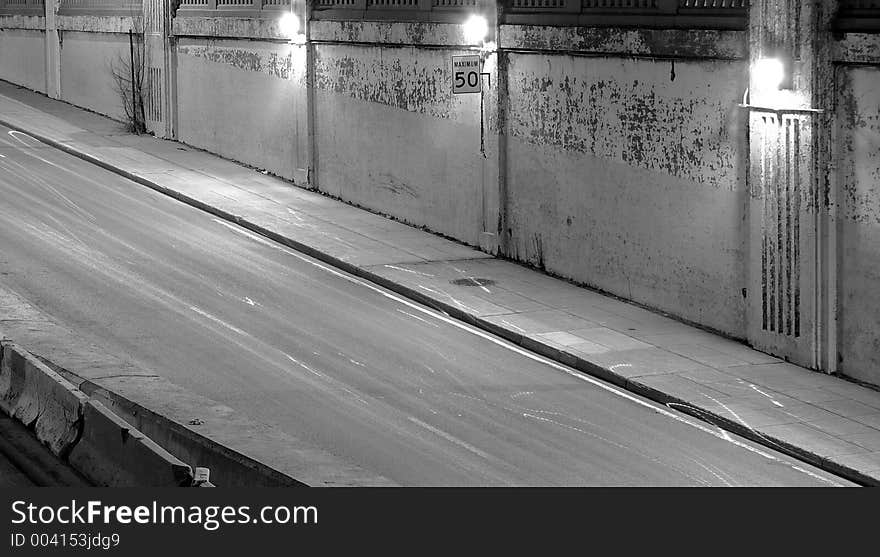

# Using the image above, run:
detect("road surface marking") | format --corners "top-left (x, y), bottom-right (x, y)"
top-left (749, 384), bottom-right (785, 407)
top-left (384, 265), bottom-right (435, 277)
top-left (285, 354), bottom-right (369, 405)
top-left (408, 416), bottom-right (494, 461)
top-left (189, 306), bottom-right (248, 336)
top-left (396, 309), bottom-right (439, 328)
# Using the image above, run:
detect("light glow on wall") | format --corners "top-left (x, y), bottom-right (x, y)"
top-left (463, 14), bottom-right (488, 45)
top-left (753, 58), bottom-right (786, 92)
top-left (279, 12), bottom-right (301, 39)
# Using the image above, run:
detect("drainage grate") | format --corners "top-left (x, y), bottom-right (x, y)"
top-left (450, 278), bottom-right (495, 287)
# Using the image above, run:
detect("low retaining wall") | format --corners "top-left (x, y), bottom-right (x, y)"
top-left (0, 340), bottom-right (196, 487)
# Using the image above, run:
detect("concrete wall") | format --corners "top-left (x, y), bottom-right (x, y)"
top-left (504, 52), bottom-right (748, 336)
top-left (314, 43), bottom-right (488, 245)
top-left (0, 26), bottom-right (46, 93)
top-left (59, 30), bottom-right (129, 120)
top-left (311, 21), bottom-right (499, 246)
top-left (175, 38), bottom-right (305, 182)
top-left (836, 64), bottom-right (880, 384)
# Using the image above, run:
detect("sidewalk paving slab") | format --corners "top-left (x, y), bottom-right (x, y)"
top-left (2, 80), bottom-right (880, 485)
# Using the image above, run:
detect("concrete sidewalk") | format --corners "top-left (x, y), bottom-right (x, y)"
top-left (2, 81), bottom-right (880, 485)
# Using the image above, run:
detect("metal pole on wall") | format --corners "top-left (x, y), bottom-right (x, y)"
top-left (129, 28), bottom-right (137, 131)
top-left (305, 0), bottom-right (318, 191)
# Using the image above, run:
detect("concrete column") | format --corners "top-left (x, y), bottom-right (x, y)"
top-left (44, 0), bottom-right (61, 99)
top-left (746, 0), bottom-right (837, 370)
top-left (291, 0), bottom-right (309, 187)
top-left (304, 0), bottom-right (318, 190)
top-left (163, 0), bottom-right (178, 139)
top-left (475, 0), bottom-right (502, 255)
top-left (815, 0), bottom-right (839, 373)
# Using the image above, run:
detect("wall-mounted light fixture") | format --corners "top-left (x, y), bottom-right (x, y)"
top-left (463, 14), bottom-right (487, 45)
top-left (753, 57), bottom-right (786, 92)
top-left (462, 13), bottom-right (496, 53)
top-left (740, 51), bottom-right (823, 114)
top-left (279, 10), bottom-right (305, 44)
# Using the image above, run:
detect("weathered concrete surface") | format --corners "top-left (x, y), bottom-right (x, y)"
top-left (68, 399), bottom-right (193, 487)
top-left (0, 342), bottom-right (88, 458)
top-left (176, 38), bottom-right (306, 183)
top-left (505, 53), bottom-right (748, 337)
top-left (172, 15), bottom-right (292, 40)
top-left (0, 15), bottom-right (46, 31)
top-left (833, 33), bottom-right (880, 65)
top-left (59, 30), bottom-right (129, 120)
top-left (500, 25), bottom-right (747, 60)
top-left (314, 44), bottom-right (496, 246)
top-left (0, 28), bottom-right (46, 93)
top-left (57, 15), bottom-right (139, 33)
top-left (836, 66), bottom-right (880, 385)
top-left (311, 20), bottom-right (472, 46)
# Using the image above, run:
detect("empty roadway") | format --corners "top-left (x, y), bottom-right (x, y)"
top-left (0, 125), bottom-right (854, 486)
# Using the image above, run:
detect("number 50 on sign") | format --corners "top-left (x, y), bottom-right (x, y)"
top-left (452, 55), bottom-right (482, 94)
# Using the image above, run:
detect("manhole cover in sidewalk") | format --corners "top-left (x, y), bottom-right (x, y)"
top-left (450, 278), bottom-right (496, 287)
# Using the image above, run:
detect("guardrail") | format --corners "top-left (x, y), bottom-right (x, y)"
top-left (0, 0), bottom-right (45, 16)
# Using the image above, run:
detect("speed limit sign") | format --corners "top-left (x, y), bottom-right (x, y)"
top-left (452, 55), bottom-right (482, 94)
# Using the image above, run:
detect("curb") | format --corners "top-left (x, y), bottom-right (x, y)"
top-left (2, 117), bottom-right (875, 487)
top-left (0, 340), bottom-right (196, 487)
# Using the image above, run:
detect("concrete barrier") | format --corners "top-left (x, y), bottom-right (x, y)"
top-left (0, 341), bottom-right (87, 458)
top-left (0, 340), bottom-right (198, 486)
top-left (69, 400), bottom-right (193, 487)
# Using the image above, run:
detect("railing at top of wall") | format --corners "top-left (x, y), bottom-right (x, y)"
top-left (174, 0), bottom-right (473, 22)
top-left (309, 0), bottom-right (747, 28)
top-left (835, 0), bottom-right (880, 32)
top-left (175, 0), bottom-right (291, 17)
top-left (57, 0), bottom-right (143, 16)
top-left (0, 0), bottom-right (46, 16)
top-left (504, 0), bottom-right (747, 29)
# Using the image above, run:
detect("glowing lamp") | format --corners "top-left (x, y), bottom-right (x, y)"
top-left (463, 14), bottom-right (488, 45)
top-left (753, 57), bottom-right (786, 92)
top-left (279, 12), bottom-right (301, 39)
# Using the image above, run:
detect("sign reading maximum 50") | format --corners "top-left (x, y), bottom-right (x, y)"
top-left (452, 55), bottom-right (482, 94)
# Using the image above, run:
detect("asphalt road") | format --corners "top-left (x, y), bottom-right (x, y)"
top-left (0, 125), bottom-right (854, 486)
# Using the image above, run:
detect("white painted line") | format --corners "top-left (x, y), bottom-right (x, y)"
top-left (499, 319), bottom-right (526, 334)
top-left (189, 306), bottom-right (248, 336)
top-left (383, 264), bottom-right (435, 277)
top-left (750, 383), bottom-right (785, 407)
top-left (285, 353), bottom-right (323, 378)
top-left (408, 416), bottom-right (494, 461)
top-left (285, 354), bottom-right (369, 405)
top-left (397, 308), bottom-right (440, 328)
